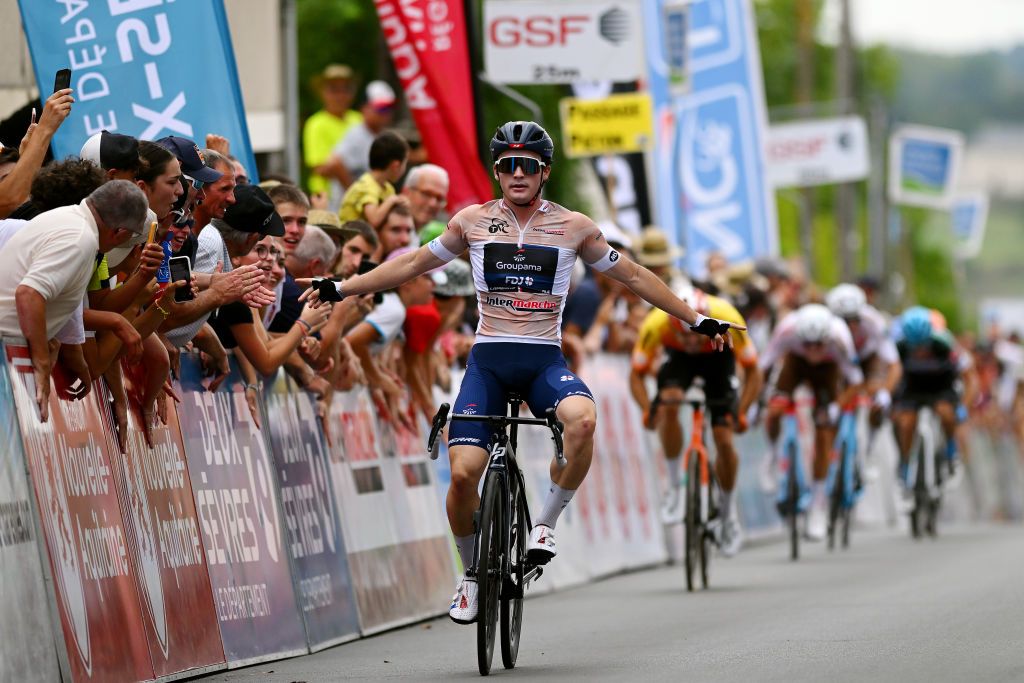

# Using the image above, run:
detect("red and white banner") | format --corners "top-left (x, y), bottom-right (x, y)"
top-left (375, 0), bottom-right (493, 212)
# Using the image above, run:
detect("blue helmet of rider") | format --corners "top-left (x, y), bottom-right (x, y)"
top-left (901, 306), bottom-right (933, 346)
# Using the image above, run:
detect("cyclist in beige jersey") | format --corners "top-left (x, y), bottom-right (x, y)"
top-left (300, 121), bottom-right (740, 623)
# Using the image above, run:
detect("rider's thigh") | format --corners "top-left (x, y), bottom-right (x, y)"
top-left (449, 444), bottom-right (490, 494)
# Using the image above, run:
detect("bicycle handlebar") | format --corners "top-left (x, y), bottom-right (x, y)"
top-left (425, 402), bottom-right (566, 466)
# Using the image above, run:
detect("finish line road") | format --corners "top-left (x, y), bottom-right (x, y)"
top-left (201, 524), bottom-right (1024, 682)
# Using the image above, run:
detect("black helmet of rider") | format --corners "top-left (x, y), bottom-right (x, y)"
top-left (489, 121), bottom-right (554, 165)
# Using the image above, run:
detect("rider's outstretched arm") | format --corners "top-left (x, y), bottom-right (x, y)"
top-left (602, 256), bottom-right (702, 325)
top-left (299, 244), bottom-right (447, 304)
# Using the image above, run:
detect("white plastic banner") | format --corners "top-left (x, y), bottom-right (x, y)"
top-left (766, 116), bottom-right (869, 188)
top-left (484, 0), bottom-right (643, 84)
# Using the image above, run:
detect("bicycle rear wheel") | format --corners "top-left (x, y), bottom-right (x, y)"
top-left (700, 481), bottom-right (712, 589)
top-left (788, 441), bottom-right (800, 561)
top-left (685, 453), bottom-right (700, 591)
top-left (476, 474), bottom-right (503, 676)
top-left (500, 487), bottom-right (526, 669)
top-left (827, 468), bottom-right (841, 551)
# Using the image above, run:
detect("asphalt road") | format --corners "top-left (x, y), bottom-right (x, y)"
top-left (201, 524), bottom-right (1024, 682)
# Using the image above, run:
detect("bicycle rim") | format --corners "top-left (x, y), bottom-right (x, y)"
top-left (685, 453), bottom-right (700, 591)
top-left (827, 474), bottom-right (841, 551)
top-left (500, 490), bottom-right (526, 669)
top-left (788, 442), bottom-right (800, 561)
top-left (477, 476), bottom-right (502, 676)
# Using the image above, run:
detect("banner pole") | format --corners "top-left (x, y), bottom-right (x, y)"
top-left (463, 0), bottom-right (487, 166)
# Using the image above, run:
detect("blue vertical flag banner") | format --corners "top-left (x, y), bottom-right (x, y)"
top-left (17, 0), bottom-right (257, 178)
top-left (643, 0), bottom-right (778, 277)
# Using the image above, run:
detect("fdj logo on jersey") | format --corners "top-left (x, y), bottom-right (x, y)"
top-left (678, 87), bottom-right (767, 270)
top-left (488, 218), bottom-right (510, 234)
top-left (483, 243), bottom-right (558, 294)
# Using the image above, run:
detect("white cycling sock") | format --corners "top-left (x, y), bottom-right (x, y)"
top-left (454, 533), bottom-right (475, 574)
top-left (719, 491), bottom-right (734, 522)
top-left (812, 480), bottom-right (827, 506)
top-left (534, 482), bottom-right (576, 529)
top-left (665, 456), bottom-right (683, 489)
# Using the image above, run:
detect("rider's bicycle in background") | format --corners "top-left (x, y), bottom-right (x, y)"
top-left (906, 403), bottom-right (944, 539)
top-left (827, 400), bottom-right (864, 550)
top-left (774, 399), bottom-right (812, 561)
top-left (428, 395), bottom-right (564, 676)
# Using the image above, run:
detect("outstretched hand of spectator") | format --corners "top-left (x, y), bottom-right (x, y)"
top-left (37, 89), bottom-right (74, 135)
top-left (135, 242), bottom-right (165, 280)
top-left (211, 262), bottom-right (263, 302)
top-left (205, 134), bottom-right (230, 156)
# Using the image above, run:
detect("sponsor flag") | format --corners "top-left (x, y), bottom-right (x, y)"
top-left (375, 0), bottom-right (492, 211)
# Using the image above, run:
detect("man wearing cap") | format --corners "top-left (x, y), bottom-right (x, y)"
top-left (402, 163), bottom-right (450, 234)
top-left (329, 80), bottom-right (397, 183)
top-left (304, 64), bottom-right (362, 210)
top-left (80, 130), bottom-right (142, 181)
top-left (163, 184), bottom-right (284, 347)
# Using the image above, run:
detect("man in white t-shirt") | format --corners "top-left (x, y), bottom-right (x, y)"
top-left (0, 180), bottom-right (148, 420)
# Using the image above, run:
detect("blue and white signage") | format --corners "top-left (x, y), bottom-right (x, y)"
top-left (950, 192), bottom-right (988, 259)
top-left (643, 0), bottom-right (777, 277)
top-left (17, 0), bottom-right (257, 177)
top-left (888, 125), bottom-right (963, 210)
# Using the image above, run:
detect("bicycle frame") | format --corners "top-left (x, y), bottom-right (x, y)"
top-left (828, 408), bottom-right (861, 510)
top-left (909, 405), bottom-right (942, 503)
top-left (683, 390), bottom-right (714, 525)
top-left (777, 404), bottom-right (810, 513)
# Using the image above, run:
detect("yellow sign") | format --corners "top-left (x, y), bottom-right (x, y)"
top-left (559, 93), bottom-right (654, 158)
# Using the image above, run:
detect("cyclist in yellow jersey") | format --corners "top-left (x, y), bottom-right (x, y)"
top-left (629, 284), bottom-right (762, 556)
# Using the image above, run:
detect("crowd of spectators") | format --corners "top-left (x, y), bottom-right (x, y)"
top-left (1, 66), bottom-right (1020, 477)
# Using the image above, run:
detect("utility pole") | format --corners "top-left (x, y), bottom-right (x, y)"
top-left (795, 0), bottom-right (816, 281)
top-left (835, 0), bottom-right (856, 280)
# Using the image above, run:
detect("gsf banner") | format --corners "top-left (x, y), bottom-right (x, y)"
top-left (643, 0), bottom-right (778, 277)
top-left (17, 0), bottom-right (257, 176)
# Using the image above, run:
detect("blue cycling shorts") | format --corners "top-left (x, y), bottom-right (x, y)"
top-left (448, 342), bottom-right (594, 450)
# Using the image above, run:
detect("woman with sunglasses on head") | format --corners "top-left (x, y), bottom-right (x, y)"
top-left (758, 303), bottom-right (865, 541)
top-left (299, 120), bottom-right (739, 624)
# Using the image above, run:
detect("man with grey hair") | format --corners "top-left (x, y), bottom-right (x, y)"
top-left (401, 163), bottom-right (449, 232)
top-left (0, 180), bottom-right (148, 420)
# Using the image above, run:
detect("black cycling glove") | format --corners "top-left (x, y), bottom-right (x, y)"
top-left (689, 314), bottom-right (730, 338)
top-left (313, 278), bottom-right (345, 302)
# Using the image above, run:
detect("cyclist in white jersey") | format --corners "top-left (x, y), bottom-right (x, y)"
top-left (300, 121), bottom-right (739, 623)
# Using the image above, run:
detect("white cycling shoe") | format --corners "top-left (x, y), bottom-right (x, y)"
top-left (660, 486), bottom-right (685, 525)
top-left (527, 524), bottom-right (557, 564)
top-left (805, 503), bottom-right (827, 542)
top-left (758, 452), bottom-right (778, 494)
top-left (718, 517), bottom-right (744, 558)
top-left (448, 575), bottom-right (479, 625)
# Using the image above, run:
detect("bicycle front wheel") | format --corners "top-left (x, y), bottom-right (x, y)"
top-left (477, 473), bottom-right (503, 676)
top-left (685, 453), bottom-right (700, 591)
top-left (500, 487), bottom-right (527, 669)
top-left (788, 441), bottom-right (800, 561)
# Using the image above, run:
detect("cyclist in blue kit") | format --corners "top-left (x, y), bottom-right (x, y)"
top-left (299, 121), bottom-right (741, 623)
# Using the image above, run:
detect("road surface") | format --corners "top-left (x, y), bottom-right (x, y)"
top-left (201, 524), bottom-right (1024, 682)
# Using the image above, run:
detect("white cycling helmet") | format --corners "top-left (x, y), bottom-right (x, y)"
top-left (826, 283), bottom-right (866, 320)
top-left (795, 304), bottom-right (834, 344)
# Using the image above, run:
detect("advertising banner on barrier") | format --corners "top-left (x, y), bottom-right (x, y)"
top-left (16, 0), bottom-right (258, 177)
top-left (374, 0), bottom-right (492, 212)
top-left (4, 343), bottom-right (154, 683)
top-left (643, 0), bottom-right (778, 277)
top-left (484, 0), bottom-right (644, 84)
top-left (0, 347), bottom-right (61, 683)
top-left (175, 355), bottom-right (307, 665)
top-left (325, 387), bottom-right (455, 633)
top-left (101, 371), bottom-right (225, 678)
top-left (263, 372), bottom-right (361, 650)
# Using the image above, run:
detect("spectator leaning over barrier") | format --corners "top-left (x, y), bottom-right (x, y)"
top-left (0, 180), bottom-right (148, 420)
top-left (0, 88), bottom-right (74, 218)
top-left (338, 131), bottom-right (409, 228)
top-left (267, 183), bottom-right (312, 336)
top-left (373, 202), bottom-right (415, 263)
top-left (401, 162), bottom-right (450, 234)
top-left (331, 219), bottom-right (379, 279)
top-left (304, 64), bottom-right (361, 209)
top-left (79, 130), bottom-right (142, 181)
top-left (329, 80), bottom-right (397, 182)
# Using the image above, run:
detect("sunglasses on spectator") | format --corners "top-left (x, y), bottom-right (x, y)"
top-left (254, 244), bottom-right (282, 260)
top-left (494, 156), bottom-right (545, 175)
top-left (412, 186), bottom-right (447, 206)
top-left (184, 174), bottom-right (204, 191)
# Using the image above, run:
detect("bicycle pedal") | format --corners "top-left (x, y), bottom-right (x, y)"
top-left (526, 548), bottom-right (554, 565)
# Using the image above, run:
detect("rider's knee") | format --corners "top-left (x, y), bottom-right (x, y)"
top-left (561, 403), bottom-right (597, 441)
top-left (711, 425), bottom-right (735, 454)
top-left (449, 455), bottom-right (485, 494)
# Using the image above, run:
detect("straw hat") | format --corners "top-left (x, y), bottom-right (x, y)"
top-left (635, 226), bottom-right (684, 267)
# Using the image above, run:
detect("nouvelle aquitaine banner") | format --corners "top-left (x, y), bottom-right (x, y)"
top-left (0, 346), bottom-right (61, 683)
top-left (643, 0), bottom-right (778, 277)
top-left (175, 355), bottom-right (307, 665)
top-left (324, 387), bottom-right (455, 633)
top-left (4, 342), bottom-right (154, 683)
top-left (375, 0), bottom-right (492, 211)
top-left (17, 0), bottom-right (258, 177)
top-left (101, 366), bottom-right (225, 678)
top-left (263, 371), bottom-right (361, 650)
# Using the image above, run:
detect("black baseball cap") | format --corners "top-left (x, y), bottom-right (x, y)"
top-left (223, 184), bottom-right (285, 236)
top-left (154, 135), bottom-right (224, 183)
top-left (79, 130), bottom-right (140, 171)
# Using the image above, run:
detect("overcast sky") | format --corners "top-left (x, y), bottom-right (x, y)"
top-left (821, 0), bottom-right (1024, 54)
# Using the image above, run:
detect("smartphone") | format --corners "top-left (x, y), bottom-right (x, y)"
top-left (53, 68), bottom-right (72, 93)
top-left (168, 256), bottom-right (194, 303)
top-left (357, 259), bottom-right (383, 305)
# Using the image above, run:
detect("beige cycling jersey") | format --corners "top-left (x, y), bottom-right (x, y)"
top-left (427, 199), bottom-right (618, 345)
